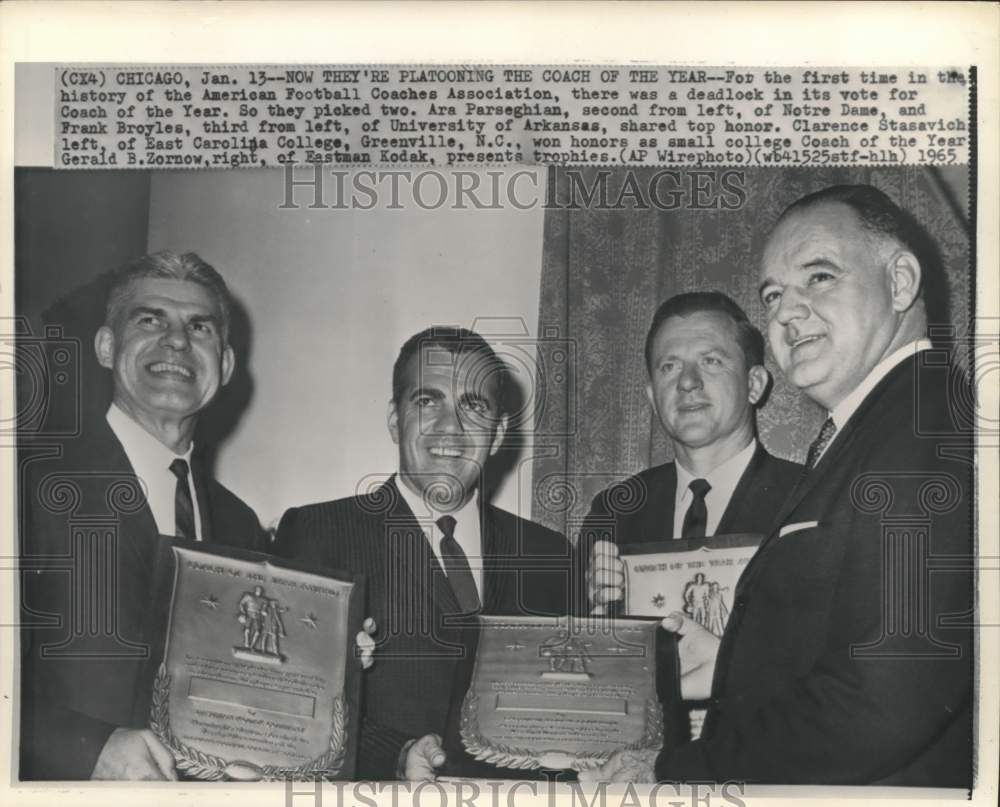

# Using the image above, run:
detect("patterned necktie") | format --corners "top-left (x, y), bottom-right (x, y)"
top-left (436, 515), bottom-right (481, 612)
top-left (681, 478), bottom-right (712, 539)
top-left (805, 417), bottom-right (838, 470)
top-left (169, 458), bottom-right (196, 539)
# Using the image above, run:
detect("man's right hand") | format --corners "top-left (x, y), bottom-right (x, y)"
top-left (661, 611), bottom-right (721, 701)
top-left (399, 733), bottom-right (446, 781)
top-left (588, 539), bottom-right (625, 615)
top-left (91, 727), bottom-right (177, 780)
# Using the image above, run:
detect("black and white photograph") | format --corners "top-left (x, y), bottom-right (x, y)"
top-left (1, 3), bottom-right (997, 806)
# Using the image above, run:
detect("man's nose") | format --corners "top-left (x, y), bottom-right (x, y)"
top-left (431, 403), bottom-right (465, 434)
top-left (775, 287), bottom-right (809, 326)
top-left (677, 362), bottom-right (703, 391)
top-left (159, 322), bottom-right (191, 350)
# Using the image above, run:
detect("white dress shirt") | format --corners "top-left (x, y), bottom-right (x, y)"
top-left (106, 403), bottom-right (203, 539)
top-left (396, 475), bottom-right (484, 597)
top-left (673, 439), bottom-right (757, 538)
top-left (819, 338), bottom-right (933, 462)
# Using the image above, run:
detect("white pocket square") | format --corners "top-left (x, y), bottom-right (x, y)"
top-left (779, 520), bottom-right (819, 538)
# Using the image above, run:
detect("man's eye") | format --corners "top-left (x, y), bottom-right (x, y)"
top-left (761, 289), bottom-right (781, 307)
top-left (189, 321), bottom-right (214, 335)
top-left (137, 315), bottom-right (162, 327)
top-left (703, 356), bottom-right (721, 366)
top-left (415, 396), bottom-right (434, 408)
top-left (462, 400), bottom-right (488, 415)
top-left (807, 271), bottom-right (835, 285)
top-left (660, 362), bottom-right (675, 374)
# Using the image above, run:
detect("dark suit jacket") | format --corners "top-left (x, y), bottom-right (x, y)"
top-left (19, 414), bottom-right (266, 780)
top-left (273, 477), bottom-right (573, 780)
top-left (658, 354), bottom-right (974, 786)
top-left (581, 442), bottom-right (802, 551)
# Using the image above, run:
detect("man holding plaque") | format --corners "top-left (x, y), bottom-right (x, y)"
top-left (585, 185), bottom-right (973, 786)
top-left (584, 292), bottom-right (801, 613)
top-left (20, 252), bottom-right (267, 780)
top-left (274, 326), bottom-right (573, 780)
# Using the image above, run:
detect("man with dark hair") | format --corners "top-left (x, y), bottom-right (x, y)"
top-left (20, 251), bottom-right (266, 780)
top-left (274, 326), bottom-right (572, 780)
top-left (585, 291), bottom-right (800, 612)
top-left (584, 184), bottom-right (973, 786)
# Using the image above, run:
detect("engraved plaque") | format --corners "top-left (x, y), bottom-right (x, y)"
top-left (621, 534), bottom-right (763, 635)
top-left (150, 544), bottom-right (364, 781)
top-left (459, 615), bottom-right (661, 771)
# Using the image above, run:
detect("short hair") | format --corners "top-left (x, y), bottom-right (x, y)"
top-left (779, 184), bottom-right (927, 273)
top-left (392, 326), bottom-right (509, 414)
top-left (104, 251), bottom-right (232, 341)
top-left (644, 291), bottom-right (765, 374)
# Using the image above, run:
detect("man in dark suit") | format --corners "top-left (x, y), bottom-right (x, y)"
top-left (20, 251), bottom-right (266, 780)
top-left (584, 292), bottom-right (801, 612)
top-left (585, 185), bottom-right (973, 786)
top-left (273, 327), bottom-right (572, 780)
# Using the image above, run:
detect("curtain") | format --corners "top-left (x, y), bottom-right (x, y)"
top-left (530, 166), bottom-right (970, 537)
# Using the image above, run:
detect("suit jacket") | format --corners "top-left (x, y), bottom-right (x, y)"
top-left (657, 354), bottom-right (974, 786)
top-left (581, 442), bottom-right (802, 551)
top-left (19, 414), bottom-right (266, 780)
top-left (273, 477), bottom-right (573, 780)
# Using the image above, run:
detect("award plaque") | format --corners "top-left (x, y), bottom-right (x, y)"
top-left (149, 544), bottom-right (365, 781)
top-left (458, 615), bottom-right (661, 771)
top-left (620, 534), bottom-right (763, 636)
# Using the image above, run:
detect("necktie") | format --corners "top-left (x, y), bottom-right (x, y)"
top-left (436, 515), bottom-right (481, 612)
top-left (681, 478), bottom-right (712, 539)
top-left (805, 417), bottom-right (838, 470)
top-left (169, 458), bottom-right (197, 539)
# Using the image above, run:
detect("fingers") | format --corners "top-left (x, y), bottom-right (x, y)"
top-left (404, 733), bottom-right (446, 781)
top-left (660, 611), bottom-right (685, 633)
top-left (140, 730), bottom-right (178, 781)
top-left (356, 617), bottom-right (377, 669)
top-left (588, 541), bottom-right (625, 607)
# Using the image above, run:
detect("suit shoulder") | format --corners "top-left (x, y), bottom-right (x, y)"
top-left (759, 451), bottom-right (803, 485)
top-left (488, 506), bottom-right (569, 550)
top-left (588, 462), bottom-right (673, 514)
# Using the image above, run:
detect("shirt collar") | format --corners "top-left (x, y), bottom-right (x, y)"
top-left (395, 474), bottom-right (481, 535)
top-left (830, 339), bottom-right (932, 431)
top-left (106, 403), bottom-right (194, 476)
top-left (675, 438), bottom-right (757, 498)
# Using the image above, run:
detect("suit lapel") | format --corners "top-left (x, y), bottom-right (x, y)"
top-left (481, 505), bottom-right (514, 614)
top-left (190, 454), bottom-right (215, 544)
top-left (385, 476), bottom-right (462, 616)
top-left (715, 443), bottom-right (767, 536)
top-left (643, 463), bottom-right (678, 539)
top-left (741, 357), bottom-right (916, 588)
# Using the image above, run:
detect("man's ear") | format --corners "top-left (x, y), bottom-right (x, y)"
top-left (387, 400), bottom-right (400, 445)
top-left (488, 414), bottom-right (509, 456)
top-left (747, 365), bottom-right (770, 406)
top-left (94, 326), bottom-right (115, 369)
top-left (887, 251), bottom-right (922, 312)
top-left (645, 383), bottom-right (655, 409)
top-left (220, 345), bottom-right (235, 386)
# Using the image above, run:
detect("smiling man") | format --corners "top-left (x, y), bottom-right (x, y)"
top-left (20, 252), bottom-right (266, 780)
top-left (274, 326), bottom-right (572, 780)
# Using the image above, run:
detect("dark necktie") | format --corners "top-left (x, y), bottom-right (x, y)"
top-left (805, 417), bottom-right (838, 470)
top-left (681, 478), bottom-right (712, 539)
top-left (436, 515), bottom-right (481, 612)
top-left (169, 458), bottom-right (197, 539)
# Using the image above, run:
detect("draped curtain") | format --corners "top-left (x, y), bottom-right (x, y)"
top-left (530, 166), bottom-right (970, 537)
